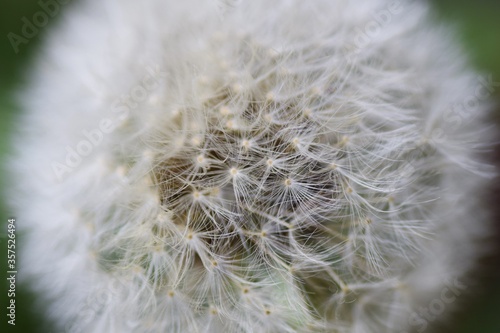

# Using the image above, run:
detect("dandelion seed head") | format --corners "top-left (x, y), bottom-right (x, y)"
top-left (9, 0), bottom-right (494, 332)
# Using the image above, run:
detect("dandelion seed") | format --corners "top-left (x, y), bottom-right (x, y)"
top-left (219, 106), bottom-right (231, 115)
top-left (192, 190), bottom-right (202, 200)
top-left (225, 119), bottom-right (237, 129)
top-left (191, 136), bottom-right (203, 146)
top-left (232, 83), bottom-right (243, 93)
top-left (241, 140), bottom-right (251, 149)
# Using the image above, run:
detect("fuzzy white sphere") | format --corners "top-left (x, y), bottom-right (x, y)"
top-left (9, 0), bottom-right (493, 332)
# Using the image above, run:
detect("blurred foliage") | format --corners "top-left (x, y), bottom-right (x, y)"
top-left (433, 0), bottom-right (500, 81)
top-left (0, 0), bottom-right (499, 332)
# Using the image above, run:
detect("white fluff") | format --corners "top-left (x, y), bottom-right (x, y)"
top-left (9, 0), bottom-right (494, 332)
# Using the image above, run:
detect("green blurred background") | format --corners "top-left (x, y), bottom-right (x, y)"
top-left (0, 0), bottom-right (499, 332)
